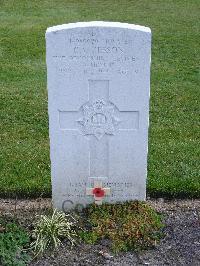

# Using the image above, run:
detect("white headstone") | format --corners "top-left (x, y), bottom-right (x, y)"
top-left (46, 21), bottom-right (151, 210)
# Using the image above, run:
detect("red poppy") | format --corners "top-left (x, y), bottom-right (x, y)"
top-left (92, 187), bottom-right (105, 198)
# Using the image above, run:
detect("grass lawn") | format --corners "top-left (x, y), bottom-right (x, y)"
top-left (0, 0), bottom-right (199, 198)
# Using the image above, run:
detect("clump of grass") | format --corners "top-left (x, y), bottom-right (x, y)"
top-left (80, 201), bottom-right (164, 253)
top-left (31, 209), bottom-right (78, 257)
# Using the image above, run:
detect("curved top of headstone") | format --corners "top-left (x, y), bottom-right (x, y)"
top-left (46, 21), bottom-right (151, 35)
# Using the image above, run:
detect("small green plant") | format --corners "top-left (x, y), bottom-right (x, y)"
top-left (81, 201), bottom-right (164, 253)
top-left (31, 209), bottom-right (78, 256)
top-left (0, 222), bottom-right (31, 266)
top-left (79, 231), bottom-right (99, 244)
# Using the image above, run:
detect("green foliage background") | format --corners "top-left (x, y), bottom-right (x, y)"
top-left (0, 0), bottom-right (199, 198)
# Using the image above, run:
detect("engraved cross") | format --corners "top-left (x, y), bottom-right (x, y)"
top-left (59, 80), bottom-right (139, 178)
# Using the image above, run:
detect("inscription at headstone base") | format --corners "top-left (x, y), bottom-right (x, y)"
top-left (46, 21), bottom-right (151, 210)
